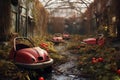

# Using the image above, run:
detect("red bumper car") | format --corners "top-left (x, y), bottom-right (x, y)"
top-left (83, 34), bottom-right (105, 46)
top-left (9, 37), bottom-right (53, 69)
top-left (62, 32), bottom-right (71, 40)
top-left (51, 33), bottom-right (64, 44)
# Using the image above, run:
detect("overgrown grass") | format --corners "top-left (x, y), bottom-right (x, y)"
top-left (77, 44), bottom-right (120, 80)
top-left (50, 53), bottom-right (68, 66)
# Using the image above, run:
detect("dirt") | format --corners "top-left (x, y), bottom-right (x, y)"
top-left (38, 44), bottom-right (90, 80)
top-left (28, 43), bottom-right (90, 80)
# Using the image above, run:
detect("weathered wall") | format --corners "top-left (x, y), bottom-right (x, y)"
top-left (0, 0), bottom-right (49, 42)
top-left (82, 0), bottom-right (120, 37)
top-left (0, 0), bottom-right (11, 41)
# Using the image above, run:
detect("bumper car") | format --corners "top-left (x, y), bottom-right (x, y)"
top-left (62, 32), bottom-right (71, 40)
top-left (51, 33), bottom-right (64, 44)
top-left (9, 37), bottom-right (53, 69)
top-left (82, 34), bottom-right (105, 46)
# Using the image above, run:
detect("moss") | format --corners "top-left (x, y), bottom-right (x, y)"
top-left (50, 53), bottom-right (68, 65)
top-left (77, 44), bottom-right (120, 79)
top-left (0, 60), bottom-right (30, 80)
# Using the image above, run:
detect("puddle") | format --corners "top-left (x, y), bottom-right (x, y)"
top-left (28, 45), bottom-right (91, 80)
top-left (52, 74), bottom-right (80, 80)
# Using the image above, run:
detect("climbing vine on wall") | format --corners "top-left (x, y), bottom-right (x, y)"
top-left (32, 0), bottom-right (49, 37)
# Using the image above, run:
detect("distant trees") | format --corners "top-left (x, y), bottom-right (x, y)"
top-left (40, 0), bottom-right (93, 34)
top-left (47, 17), bottom-right (65, 33)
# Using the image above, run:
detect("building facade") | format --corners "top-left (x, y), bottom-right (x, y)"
top-left (0, 0), bottom-right (48, 42)
top-left (82, 0), bottom-right (120, 37)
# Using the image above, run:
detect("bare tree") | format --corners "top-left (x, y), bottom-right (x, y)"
top-left (40, 0), bottom-right (93, 15)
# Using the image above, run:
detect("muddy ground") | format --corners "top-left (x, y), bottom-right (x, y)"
top-left (31, 43), bottom-right (90, 80)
